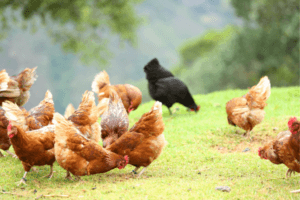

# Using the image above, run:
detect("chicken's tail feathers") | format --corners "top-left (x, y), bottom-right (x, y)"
top-left (17, 67), bottom-right (38, 91)
top-left (152, 101), bottom-right (163, 114)
top-left (78, 91), bottom-right (96, 112)
top-left (0, 69), bottom-right (10, 90)
top-left (27, 90), bottom-right (55, 119)
top-left (2, 101), bottom-right (27, 130)
top-left (83, 91), bottom-right (100, 123)
top-left (247, 76), bottom-right (271, 108)
top-left (43, 90), bottom-right (54, 104)
top-left (101, 91), bottom-right (129, 131)
top-left (68, 91), bottom-right (97, 125)
top-left (54, 112), bottom-right (91, 143)
top-left (108, 89), bottom-right (124, 107)
top-left (91, 70), bottom-right (110, 94)
top-left (254, 76), bottom-right (271, 98)
top-left (130, 101), bottom-right (164, 137)
top-left (64, 103), bottom-right (75, 119)
top-left (53, 112), bottom-right (74, 137)
top-left (80, 90), bottom-right (97, 121)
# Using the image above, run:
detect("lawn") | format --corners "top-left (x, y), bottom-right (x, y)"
top-left (0, 86), bottom-right (299, 200)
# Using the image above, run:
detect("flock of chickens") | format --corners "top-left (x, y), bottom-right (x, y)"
top-left (0, 58), bottom-right (299, 188)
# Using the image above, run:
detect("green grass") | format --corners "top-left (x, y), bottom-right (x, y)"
top-left (1, 86), bottom-right (300, 199)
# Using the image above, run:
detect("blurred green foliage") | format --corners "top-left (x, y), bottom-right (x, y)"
top-left (0, 0), bottom-right (142, 65)
top-left (178, 25), bottom-right (237, 68)
top-left (173, 0), bottom-right (299, 94)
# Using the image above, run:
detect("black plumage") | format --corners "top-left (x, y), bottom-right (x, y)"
top-left (144, 58), bottom-right (200, 115)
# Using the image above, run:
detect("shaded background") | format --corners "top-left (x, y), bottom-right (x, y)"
top-left (0, 0), bottom-right (298, 113)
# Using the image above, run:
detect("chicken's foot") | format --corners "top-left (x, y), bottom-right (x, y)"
top-left (132, 167), bottom-right (140, 174)
top-left (242, 130), bottom-right (253, 141)
top-left (242, 130), bottom-right (250, 137)
top-left (5, 150), bottom-right (17, 158)
top-left (286, 169), bottom-right (295, 178)
top-left (65, 171), bottom-right (73, 180)
top-left (0, 151), bottom-right (4, 157)
top-left (43, 165), bottom-right (53, 179)
top-left (136, 167), bottom-right (147, 178)
top-left (17, 172), bottom-right (28, 186)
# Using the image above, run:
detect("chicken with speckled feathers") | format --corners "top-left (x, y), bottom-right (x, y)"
top-left (101, 92), bottom-right (167, 178)
top-left (144, 58), bottom-right (200, 115)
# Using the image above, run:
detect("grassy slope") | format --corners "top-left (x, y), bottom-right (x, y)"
top-left (0, 86), bottom-right (299, 199)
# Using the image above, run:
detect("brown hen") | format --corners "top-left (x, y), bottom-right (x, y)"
top-left (258, 117), bottom-right (300, 178)
top-left (0, 108), bottom-right (16, 157)
top-left (226, 76), bottom-right (271, 137)
top-left (3, 101), bottom-right (55, 185)
top-left (101, 92), bottom-right (129, 148)
top-left (25, 90), bottom-right (55, 130)
top-left (0, 67), bottom-right (37, 107)
top-left (54, 112), bottom-right (128, 180)
top-left (0, 90), bottom-right (52, 158)
top-left (91, 70), bottom-right (142, 114)
top-left (103, 98), bottom-right (167, 178)
top-left (68, 91), bottom-right (104, 143)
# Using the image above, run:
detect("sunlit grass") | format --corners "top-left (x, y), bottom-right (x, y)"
top-left (0, 86), bottom-right (299, 199)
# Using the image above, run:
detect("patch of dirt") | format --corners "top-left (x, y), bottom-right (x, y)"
top-left (213, 134), bottom-right (275, 154)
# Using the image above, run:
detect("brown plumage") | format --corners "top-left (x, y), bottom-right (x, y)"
top-left (25, 90), bottom-right (55, 130)
top-left (0, 104), bottom-right (33, 158)
top-left (67, 91), bottom-right (103, 143)
top-left (3, 101), bottom-right (55, 185)
top-left (0, 67), bottom-right (37, 107)
top-left (0, 109), bottom-right (9, 152)
top-left (258, 117), bottom-right (300, 178)
top-left (288, 117), bottom-right (300, 162)
top-left (101, 92), bottom-right (129, 148)
top-left (106, 101), bottom-right (167, 177)
top-left (0, 108), bottom-right (16, 157)
top-left (226, 76), bottom-right (271, 137)
top-left (53, 112), bottom-right (128, 178)
top-left (91, 70), bottom-right (142, 114)
top-left (64, 103), bottom-right (75, 119)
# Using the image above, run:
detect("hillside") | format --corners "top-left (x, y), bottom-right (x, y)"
top-left (0, 86), bottom-right (299, 199)
top-left (0, 0), bottom-right (241, 113)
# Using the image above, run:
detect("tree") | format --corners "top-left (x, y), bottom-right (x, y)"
top-left (171, 25), bottom-right (237, 76)
top-left (173, 0), bottom-right (299, 94)
top-left (178, 25), bottom-right (237, 68)
top-left (0, 0), bottom-right (142, 65)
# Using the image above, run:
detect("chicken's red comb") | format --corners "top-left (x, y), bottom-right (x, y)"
top-left (7, 121), bottom-right (12, 132)
top-left (258, 147), bottom-right (262, 157)
top-left (124, 155), bottom-right (129, 165)
top-left (288, 117), bottom-right (297, 128)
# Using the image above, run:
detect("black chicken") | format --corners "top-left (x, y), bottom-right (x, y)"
top-left (144, 58), bottom-right (200, 115)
